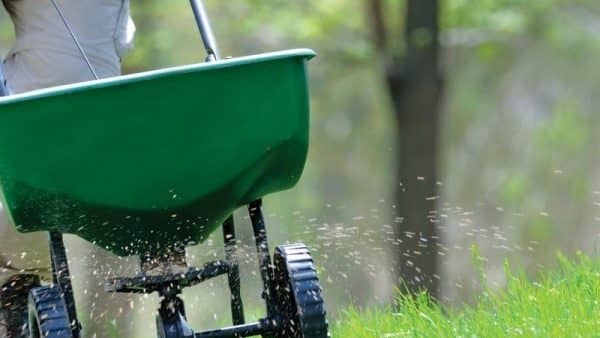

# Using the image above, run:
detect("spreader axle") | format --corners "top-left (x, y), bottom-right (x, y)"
top-left (194, 317), bottom-right (280, 338)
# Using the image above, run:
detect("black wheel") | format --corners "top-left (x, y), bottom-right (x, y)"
top-left (28, 286), bottom-right (73, 338)
top-left (273, 243), bottom-right (329, 338)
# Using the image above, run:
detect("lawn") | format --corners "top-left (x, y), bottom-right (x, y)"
top-left (333, 253), bottom-right (600, 337)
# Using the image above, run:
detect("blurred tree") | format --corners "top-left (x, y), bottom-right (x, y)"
top-left (367, 0), bottom-right (443, 298)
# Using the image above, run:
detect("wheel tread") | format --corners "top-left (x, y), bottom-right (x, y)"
top-left (28, 285), bottom-right (73, 338)
top-left (274, 243), bottom-right (329, 338)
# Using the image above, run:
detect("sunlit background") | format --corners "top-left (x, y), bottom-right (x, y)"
top-left (1, 1), bottom-right (600, 336)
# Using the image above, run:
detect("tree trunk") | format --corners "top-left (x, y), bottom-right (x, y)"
top-left (368, 0), bottom-right (442, 298)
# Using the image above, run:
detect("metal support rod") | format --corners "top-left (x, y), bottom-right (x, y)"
top-left (223, 215), bottom-right (245, 325)
top-left (195, 317), bottom-right (278, 338)
top-left (189, 0), bottom-right (220, 61)
top-left (248, 199), bottom-right (277, 317)
top-left (49, 232), bottom-right (81, 338)
top-left (107, 260), bottom-right (230, 293)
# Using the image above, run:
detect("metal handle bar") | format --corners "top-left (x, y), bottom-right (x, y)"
top-left (189, 0), bottom-right (220, 61)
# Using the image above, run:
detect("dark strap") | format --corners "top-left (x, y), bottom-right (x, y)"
top-left (0, 62), bottom-right (10, 96)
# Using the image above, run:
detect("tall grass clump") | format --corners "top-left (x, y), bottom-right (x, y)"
top-left (334, 252), bottom-right (600, 337)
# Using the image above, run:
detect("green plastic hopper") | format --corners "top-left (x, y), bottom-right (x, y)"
top-left (0, 49), bottom-right (315, 256)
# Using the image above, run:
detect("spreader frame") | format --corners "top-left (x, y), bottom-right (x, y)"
top-left (46, 200), bottom-right (288, 338)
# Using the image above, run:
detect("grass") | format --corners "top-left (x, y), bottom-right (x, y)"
top-left (333, 252), bottom-right (600, 337)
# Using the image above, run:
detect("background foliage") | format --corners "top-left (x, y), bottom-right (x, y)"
top-left (1, 1), bottom-right (600, 336)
